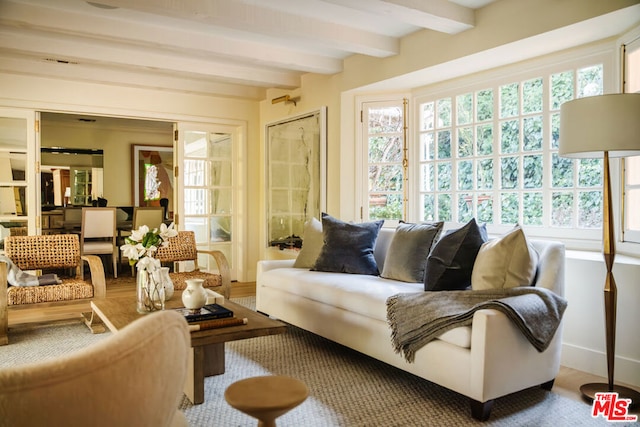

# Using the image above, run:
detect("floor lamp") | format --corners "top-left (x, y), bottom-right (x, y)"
top-left (559, 93), bottom-right (640, 404)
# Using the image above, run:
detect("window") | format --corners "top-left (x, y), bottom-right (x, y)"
top-left (415, 59), bottom-right (607, 239)
top-left (623, 36), bottom-right (640, 243)
top-left (362, 100), bottom-right (406, 221)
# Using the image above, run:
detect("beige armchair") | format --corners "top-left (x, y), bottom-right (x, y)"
top-left (0, 310), bottom-right (190, 427)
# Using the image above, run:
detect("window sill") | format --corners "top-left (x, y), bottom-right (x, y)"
top-left (566, 249), bottom-right (640, 266)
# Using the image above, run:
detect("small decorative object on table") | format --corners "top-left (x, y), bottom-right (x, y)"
top-left (120, 222), bottom-right (178, 313)
top-left (181, 278), bottom-right (208, 313)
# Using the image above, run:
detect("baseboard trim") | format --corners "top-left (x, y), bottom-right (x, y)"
top-left (561, 343), bottom-right (640, 388)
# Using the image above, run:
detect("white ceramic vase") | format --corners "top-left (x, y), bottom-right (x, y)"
top-left (181, 278), bottom-right (207, 312)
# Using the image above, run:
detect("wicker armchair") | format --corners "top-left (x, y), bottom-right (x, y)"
top-left (0, 234), bottom-right (106, 345)
top-left (155, 231), bottom-right (231, 299)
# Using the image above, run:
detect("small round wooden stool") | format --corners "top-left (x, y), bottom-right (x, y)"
top-left (224, 375), bottom-right (308, 427)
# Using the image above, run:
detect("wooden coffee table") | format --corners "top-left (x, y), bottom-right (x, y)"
top-left (90, 296), bottom-right (287, 404)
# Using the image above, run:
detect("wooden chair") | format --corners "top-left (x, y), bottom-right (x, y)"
top-left (133, 206), bottom-right (165, 230)
top-left (155, 230), bottom-right (231, 299)
top-left (81, 207), bottom-right (117, 278)
top-left (0, 310), bottom-right (189, 426)
top-left (0, 233), bottom-right (106, 345)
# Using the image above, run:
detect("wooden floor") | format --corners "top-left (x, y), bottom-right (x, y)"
top-left (7, 278), bottom-right (639, 416)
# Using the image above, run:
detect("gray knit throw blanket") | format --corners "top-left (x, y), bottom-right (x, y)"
top-left (387, 287), bottom-right (567, 363)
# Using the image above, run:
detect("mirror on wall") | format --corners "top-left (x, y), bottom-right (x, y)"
top-left (41, 147), bottom-right (103, 208)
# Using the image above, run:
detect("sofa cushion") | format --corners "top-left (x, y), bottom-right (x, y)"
top-left (293, 217), bottom-right (323, 268)
top-left (424, 218), bottom-right (487, 291)
top-left (381, 222), bottom-right (443, 283)
top-left (471, 226), bottom-right (539, 290)
top-left (312, 213), bottom-right (384, 275)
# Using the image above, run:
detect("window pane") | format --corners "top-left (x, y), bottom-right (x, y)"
top-left (477, 158), bottom-right (493, 190)
top-left (210, 189), bottom-right (231, 214)
top-left (437, 130), bottom-right (451, 159)
top-left (437, 162), bottom-right (451, 190)
top-left (458, 193), bottom-right (473, 223)
top-left (368, 106), bottom-right (402, 133)
top-left (550, 71), bottom-right (574, 110)
top-left (421, 102), bottom-right (435, 131)
top-left (500, 82), bottom-right (519, 118)
top-left (523, 154), bottom-right (543, 189)
top-left (501, 192), bottom-right (519, 224)
top-left (552, 192), bottom-right (573, 227)
top-left (369, 165), bottom-right (402, 191)
top-left (438, 194), bottom-right (452, 221)
top-left (370, 193), bottom-right (402, 220)
top-left (578, 159), bottom-right (602, 187)
top-left (501, 120), bottom-right (519, 153)
top-left (437, 98), bottom-right (452, 128)
top-left (523, 115), bottom-right (542, 151)
top-left (578, 64), bottom-right (603, 98)
top-left (369, 136), bottom-right (402, 162)
top-left (458, 160), bottom-right (473, 190)
top-left (578, 190), bottom-right (602, 228)
top-left (552, 154), bottom-right (573, 188)
top-left (420, 132), bottom-right (434, 161)
top-left (420, 164), bottom-right (434, 191)
top-left (523, 78), bottom-right (543, 113)
top-left (500, 156), bottom-right (519, 189)
top-left (523, 192), bottom-right (543, 225)
top-left (626, 188), bottom-right (640, 230)
top-left (477, 194), bottom-right (493, 223)
top-left (476, 123), bottom-right (493, 156)
top-left (458, 127), bottom-right (473, 157)
top-left (456, 93), bottom-right (473, 125)
top-left (210, 216), bottom-right (231, 242)
top-left (550, 113), bottom-right (560, 149)
top-left (422, 193), bottom-right (435, 221)
top-left (476, 89), bottom-right (493, 121)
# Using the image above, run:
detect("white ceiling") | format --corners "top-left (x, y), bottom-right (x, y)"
top-left (0, 0), bottom-right (495, 100)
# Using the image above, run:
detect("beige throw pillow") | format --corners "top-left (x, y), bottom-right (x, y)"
top-left (471, 226), bottom-right (538, 290)
top-left (293, 217), bottom-right (323, 268)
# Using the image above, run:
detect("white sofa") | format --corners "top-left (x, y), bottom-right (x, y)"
top-left (256, 227), bottom-right (565, 420)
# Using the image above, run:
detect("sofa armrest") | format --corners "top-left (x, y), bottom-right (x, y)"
top-left (197, 250), bottom-right (231, 299)
top-left (468, 307), bottom-right (562, 402)
top-left (0, 262), bottom-right (7, 345)
top-left (257, 259), bottom-right (296, 276)
top-left (80, 255), bottom-right (106, 299)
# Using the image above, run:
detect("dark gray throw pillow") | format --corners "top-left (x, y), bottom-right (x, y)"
top-left (380, 222), bottom-right (444, 282)
top-left (424, 218), bottom-right (488, 291)
top-left (312, 213), bottom-right (384, 275)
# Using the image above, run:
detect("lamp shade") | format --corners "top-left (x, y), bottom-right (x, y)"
top-left (559, 93), bottom-right (640, 159)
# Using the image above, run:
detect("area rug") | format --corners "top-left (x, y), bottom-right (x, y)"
top-left (0, 297), bottom-right (631, 426)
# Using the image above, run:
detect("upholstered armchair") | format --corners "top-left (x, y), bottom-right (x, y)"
top-left (0, 310), bottom-right (190, 427)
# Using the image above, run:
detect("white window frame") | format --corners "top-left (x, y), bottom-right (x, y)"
top-left (621, 30), bottom-right (640, 244)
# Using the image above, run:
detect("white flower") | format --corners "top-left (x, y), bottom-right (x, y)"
top-left (129, 225), bottom-right (150, 243)
top-left (122, 222), bottom-right (177, 272)
top-left (120, 242), bottom-right (145, 261)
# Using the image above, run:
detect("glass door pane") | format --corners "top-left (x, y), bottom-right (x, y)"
top-left (178, 125), bottom-right (236, 279)
top-left (0, 109), bottom-right (36, 246)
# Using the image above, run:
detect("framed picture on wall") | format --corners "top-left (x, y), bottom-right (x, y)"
top-left (132, 145), bottom-right (174, 214)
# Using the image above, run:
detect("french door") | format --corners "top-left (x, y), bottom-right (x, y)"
top-left (175, 122), bottom-right (241, 281)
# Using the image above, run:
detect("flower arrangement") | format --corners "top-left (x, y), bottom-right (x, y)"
top-left (120, 222), bottom-right (178, 272)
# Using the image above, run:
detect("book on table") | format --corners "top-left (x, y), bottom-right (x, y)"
top-left (174, 303), bottom-right (234, 323)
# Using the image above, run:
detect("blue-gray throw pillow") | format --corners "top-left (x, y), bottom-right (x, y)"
top-left (424, 218), bottom-right (488, 291)
top-left (381, 222), bottom-right (444, 283)
top-left (312, 213), bottom-right (384, 275)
